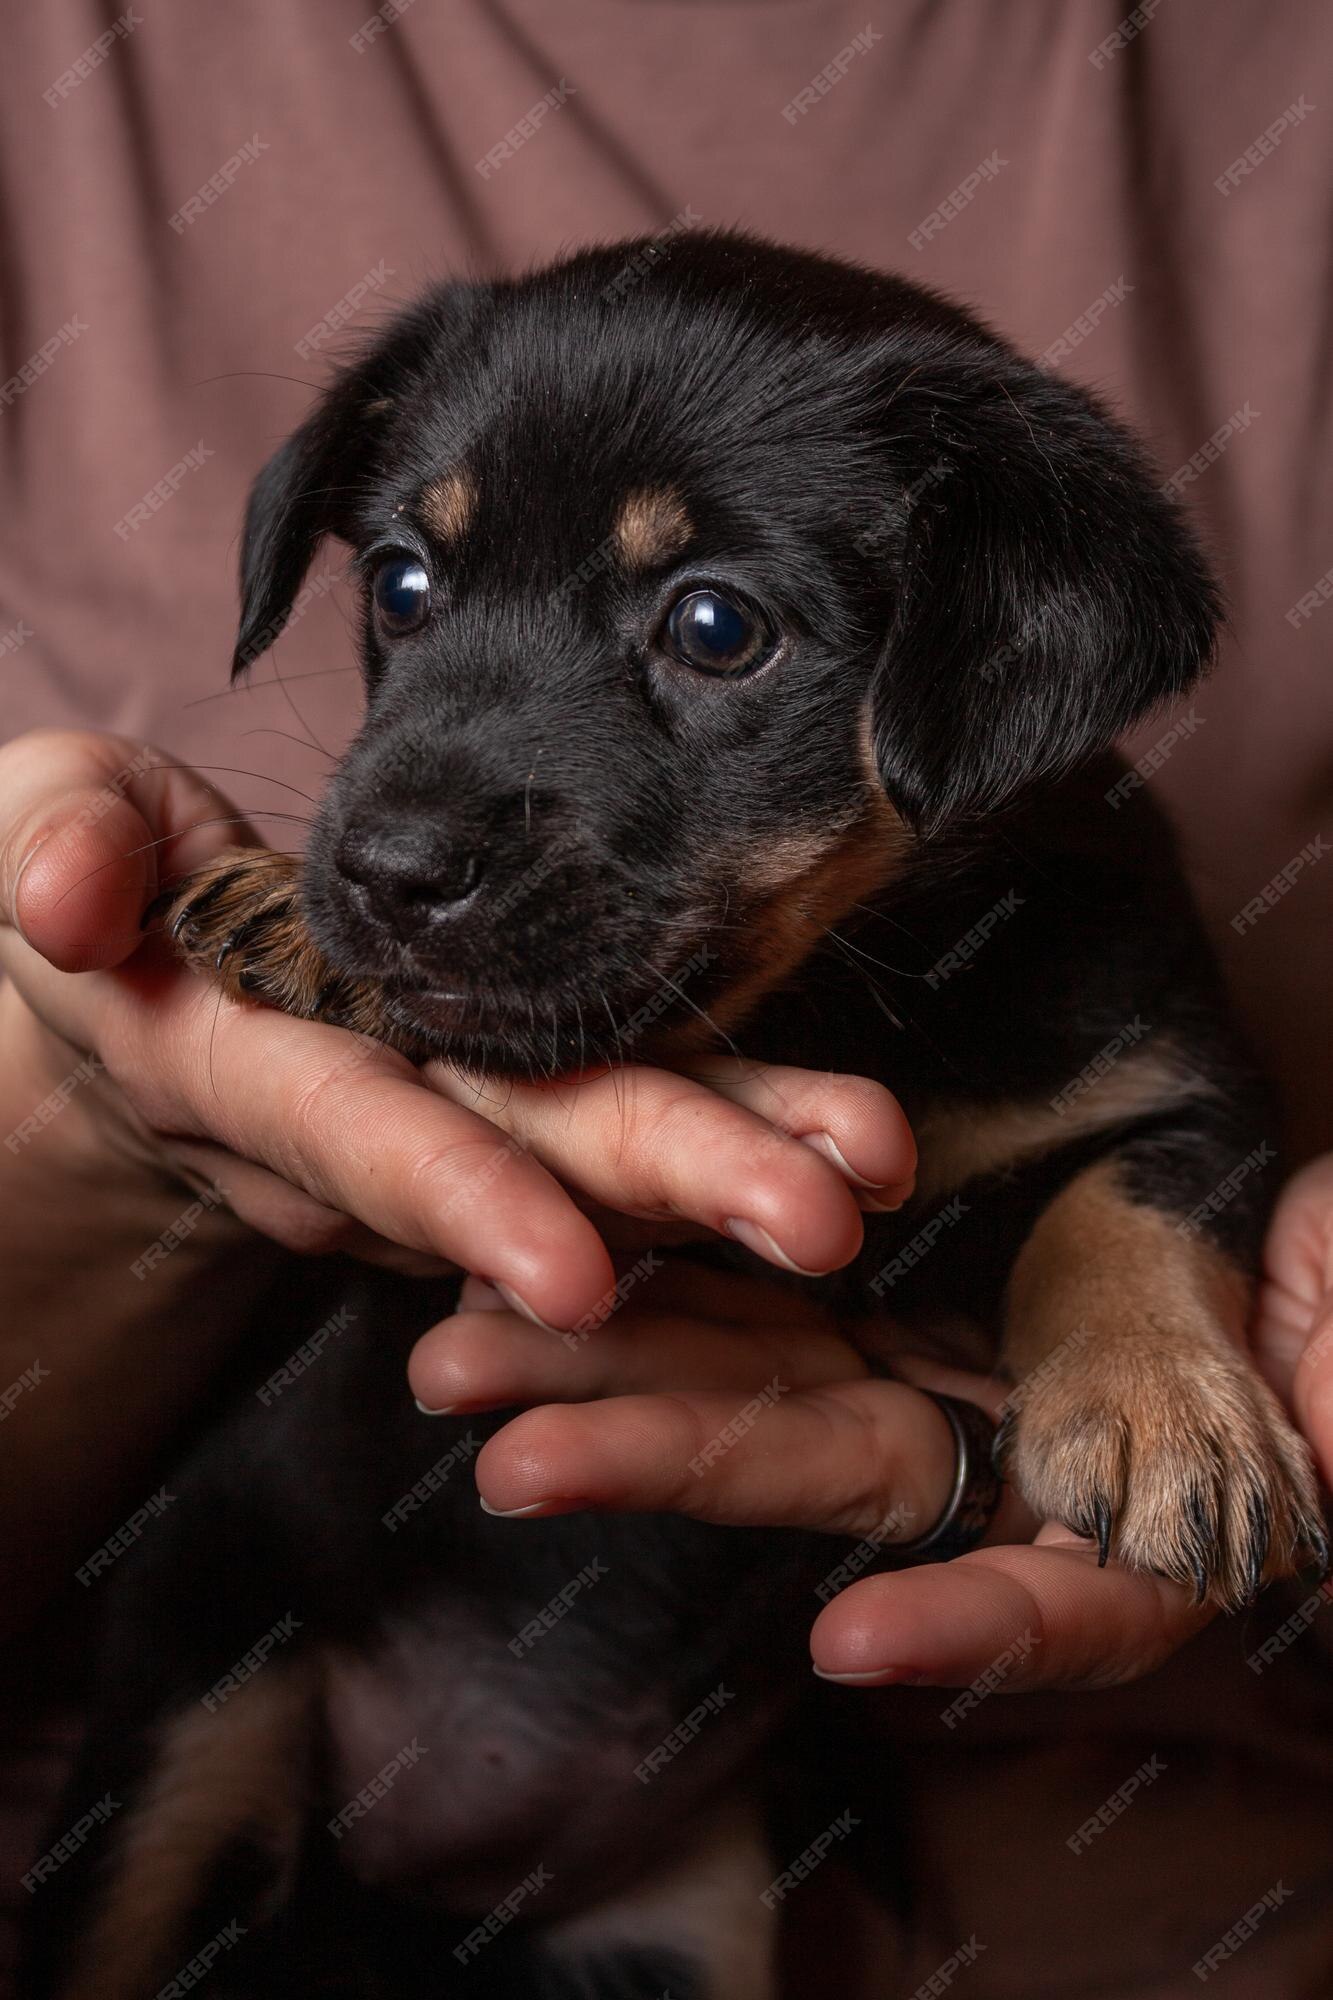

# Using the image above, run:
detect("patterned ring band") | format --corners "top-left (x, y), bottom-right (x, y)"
top-left (895, 1391), bottom-right (1004, 1564)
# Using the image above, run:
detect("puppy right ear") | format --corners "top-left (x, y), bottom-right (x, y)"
top-left (232, 283), bottom-right (481, 677)
top-left (232, 395), bottom-right (364, 676)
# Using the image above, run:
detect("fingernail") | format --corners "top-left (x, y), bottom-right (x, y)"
top-left (723, 1217), bottom-right (830, 1278)
top-left (458, 1278), bottom-right (506, 1312)
top-left (414, 1398), bottom-right (456, 1417)
top-left (802, 1132), bottom-right (881, 1189)
top-left (479, 1495), bottom-right (581, 1520)
top-left (859, 1184), bottom-right (914, 1214)
top-left (812, 1664), bottom-right (912, 1686)
top-left (494, 1283), bottom-right (566, 1334)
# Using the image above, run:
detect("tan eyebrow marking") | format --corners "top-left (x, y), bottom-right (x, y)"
top-left (613, 488), bottom-right (693, 568)
top-left (420, 469), bottom-right (476, 544)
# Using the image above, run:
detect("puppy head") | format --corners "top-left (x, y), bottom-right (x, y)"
top-left (234, 232), bottom-right (1217, 1076)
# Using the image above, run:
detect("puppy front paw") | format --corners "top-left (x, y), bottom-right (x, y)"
top-left (997, 1328), bottom-right (1326, 1610)
top-left (159, 847), bottom-right (416, 1052)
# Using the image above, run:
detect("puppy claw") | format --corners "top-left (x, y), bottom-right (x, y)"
top-left (140, 886), bottom-right (177, 931)
top-left (1300, 1515), bottom-right (1330, 1583)
top-left (1093, 1495), bottom-right (1113, 1569)
top-left (1003, 1328), bottom-right (1321, 1612)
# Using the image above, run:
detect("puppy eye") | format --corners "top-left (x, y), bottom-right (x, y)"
top-left (661, 590), bottom-right (774, 676)
top-left (371, 555), bottom-right (432, 636)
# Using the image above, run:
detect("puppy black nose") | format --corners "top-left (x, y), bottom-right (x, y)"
top-left (336, 818), bottom-right (483, 939)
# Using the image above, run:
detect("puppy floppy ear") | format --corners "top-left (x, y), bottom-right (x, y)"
top-left (232, 283), bottom-right (481, 676)
top-left (232, 388), bottom-right (366, 676)
top-left (868, 361), bottom-right (1220, 836)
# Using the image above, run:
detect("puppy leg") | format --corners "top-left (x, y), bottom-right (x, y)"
top-left (49, 1660), bottom-right (315, 2000)
top-left (539, 1795), bottom-right (776, 2000)
top-left (159, 847), bottom-right (418, 1050)
top-left (998, 1158), bottom-right (1324, 1609)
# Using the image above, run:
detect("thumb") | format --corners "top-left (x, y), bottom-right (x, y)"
top-left (0, 729), bottom-right (257, 973)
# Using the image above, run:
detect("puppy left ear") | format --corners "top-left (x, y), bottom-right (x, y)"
top-left (868, 363), bottom-right (1220, 835)
top-left (231, 281), bottom-right (482, 677)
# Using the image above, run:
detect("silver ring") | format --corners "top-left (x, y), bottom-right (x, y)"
top-left (895, 1392), bottom-right (1003, 1563)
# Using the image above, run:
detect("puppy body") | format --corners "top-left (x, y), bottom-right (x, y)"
top-left (24, 234), bottom-right (1323, 1998)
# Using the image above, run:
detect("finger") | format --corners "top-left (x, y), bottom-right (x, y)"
top-left (428, 1063), bottom-right (866, 1278)
top-left (681, 1055), bottom-right (917, 1206)
top-left (1289, 1302), bottom-right (1333, 1489)
top-left (407, 1297), bottom-right (863, 1415)
top-left (165, 1139), bottom-right (456, 1276)
top-left (0, 729), bottom-right (261, 971)
top-left (141, 988), bottom-right (617, 1329)
top-left (473, 1377), bottom-right (985, 1537)
top-left (809, 1529), bottom-right (1213, 1690)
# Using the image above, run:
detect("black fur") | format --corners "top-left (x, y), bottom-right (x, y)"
top-left (24, 232), bottom-right (1278, 1998)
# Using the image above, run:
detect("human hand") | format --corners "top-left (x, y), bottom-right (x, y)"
top-left (409, 1259), bottom-right (1222, 1692)
top-left (0, 728), bottom-right (916, 1326)
top-left (1253, 1151), bottom-right (1333, 1488)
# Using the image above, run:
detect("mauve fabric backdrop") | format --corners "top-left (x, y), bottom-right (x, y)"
top-left (2, 4), bottom-right (1332, 1995)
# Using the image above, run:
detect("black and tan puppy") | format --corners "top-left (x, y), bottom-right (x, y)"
top-left (26, 232), bottom-right (1325, 1998)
